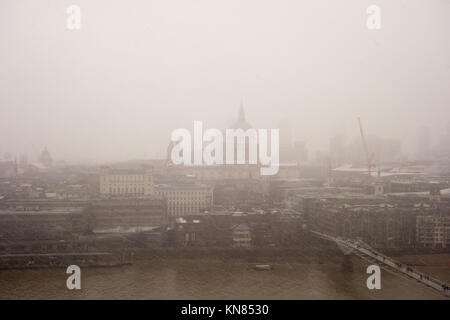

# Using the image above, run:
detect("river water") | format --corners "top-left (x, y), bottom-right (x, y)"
top-left (0, 257), bottom-right (447, 299)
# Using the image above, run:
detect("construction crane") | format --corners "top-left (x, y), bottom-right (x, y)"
top-left (357, 117), bottom-right (375, 179)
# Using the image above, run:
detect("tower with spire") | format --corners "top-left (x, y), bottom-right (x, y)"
top-left (226, 101), bottom-right (257, 165)
top-left (231, 101), bottom-right (252, 130)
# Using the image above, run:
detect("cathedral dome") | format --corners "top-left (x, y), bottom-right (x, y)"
top-left (38, 147), bottom-right (53, 167)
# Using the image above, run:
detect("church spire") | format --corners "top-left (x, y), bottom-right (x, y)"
top-left (231, 100), bottom-right (252, 130)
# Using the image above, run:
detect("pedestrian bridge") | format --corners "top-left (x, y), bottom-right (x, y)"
top-left (311, 230), bottom-right (450, 297)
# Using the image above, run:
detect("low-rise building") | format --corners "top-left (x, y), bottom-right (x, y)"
top-left (171, 210), bottom-right (305, 247)
top-left (85, 197), bottom-right (167, 233)
top-left (416, 213), bottom-right (450, 248)
top-left (310, 199), bottom-right (430, 249)
top-left (0, 208), bottom-right (87, 241)
top-left (232, 223), bottom-right (251, 247)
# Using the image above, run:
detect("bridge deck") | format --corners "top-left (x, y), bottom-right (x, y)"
top-left (311, 230), bottom-right (450, 297)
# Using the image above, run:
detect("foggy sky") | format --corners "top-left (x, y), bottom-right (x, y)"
top-left (1, 0), bottom-right (449, 164)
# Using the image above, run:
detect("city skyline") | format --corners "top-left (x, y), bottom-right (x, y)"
top-left (1, 1), bottom-right (449, 303)
top-left (1, 1), bottom-right (450, 163)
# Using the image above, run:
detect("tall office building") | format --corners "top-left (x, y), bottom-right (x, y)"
top-left (417, 126), bottom-right (431, 160)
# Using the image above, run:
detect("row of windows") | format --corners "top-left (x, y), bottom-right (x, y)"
top-left (103, 175), bottom-right (150, 182)
top-left (234, 236), bottom-right (251, 241)
top-left (168, 200), bottom-right (205, 205)
top-left (169, 204), bottom-right (203, 210)
top-left (107, 187), bottom-right (145, 194)
top-left (184, 232), bottom-right (196, 241)
top-left (169, 206), bottom-right (202, 216)
top-left (157, 190), bottom-right (207, 194)
top-left (157, 190), bottom-right (209, 199)
top-left (105, 183), bottom-right (146, 188)
top-left (166, 196), bottom-right (206, 201)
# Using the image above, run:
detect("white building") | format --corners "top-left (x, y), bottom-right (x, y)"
top-left (99, 166), bottom-right (154, 196)
top-left (155, 183), bottom-right (213, 217)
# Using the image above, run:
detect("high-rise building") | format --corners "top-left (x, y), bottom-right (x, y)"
top-left (329, 134), bottom-right (345, 166)
top-left (279, 118), bottom-right (294, 162)
top-left (434, 124), bottom-right (450, 159)
top-left (417, 126), bottom-right (431, 160)
top-left (293, 140), bottom-right (308, 163)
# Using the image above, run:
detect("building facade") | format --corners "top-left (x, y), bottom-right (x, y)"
top-left (86, 198), bottom-right (167, 233)
top-left (100, 166), bottom-right (154, 196)
top-left (310, 200), bottom-right (423, 249)
top-left (0, 208), bottom-right (87, 241)
top-left (155, 183), bottom-right (213, 217)
top-left (416, 214), bottom-right (450, 248)
top-left (232, 223), bottom-right (252, 247)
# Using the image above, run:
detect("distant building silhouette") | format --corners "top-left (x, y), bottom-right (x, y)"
top-left (38, 147), bottom-right (53, 167)
top-left (417, 126), bottom-right (431, 160)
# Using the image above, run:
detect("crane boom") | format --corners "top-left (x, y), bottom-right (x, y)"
top-left (357, 117), bottom-right (374, 179)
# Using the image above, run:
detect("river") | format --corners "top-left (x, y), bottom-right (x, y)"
top-left (0, 256), bottom-right (448, 299)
